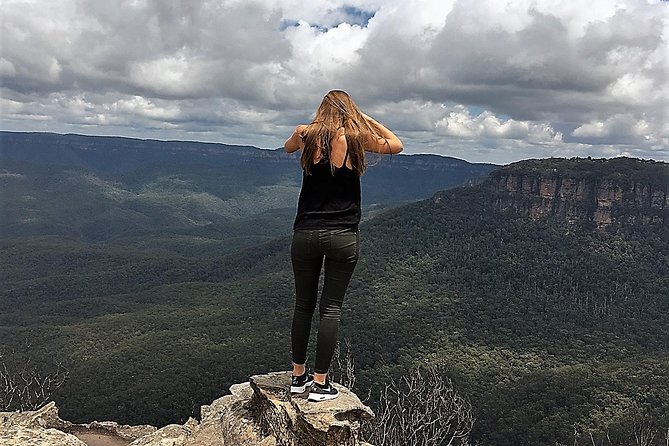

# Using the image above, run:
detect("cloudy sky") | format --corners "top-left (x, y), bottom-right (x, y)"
top-left (1, 0), bottom-right (667, 164)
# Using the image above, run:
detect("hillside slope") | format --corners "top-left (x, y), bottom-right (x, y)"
top-left (0, 131), bottom-right (498, 243)
top-left (351, 157), bottom-right (668, 444)
top-left (1, 156), bottom-right (667, 445)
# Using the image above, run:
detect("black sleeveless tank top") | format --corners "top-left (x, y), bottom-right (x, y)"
top-left (293, 149), bottom-right (361, 230)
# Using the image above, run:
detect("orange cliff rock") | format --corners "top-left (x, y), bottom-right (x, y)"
top-left (484, 158), bottom-right (668, 229)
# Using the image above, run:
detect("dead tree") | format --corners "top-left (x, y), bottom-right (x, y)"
top-left (0, 342), bottom-right (69, 411)
top-left (331, 337), bottom-right (356, 390)
top-left (363, 362), bottom-right (474, 446)
top-left (633, 422), bottom-right (657, 446)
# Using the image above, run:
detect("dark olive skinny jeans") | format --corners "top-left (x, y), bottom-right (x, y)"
top-left (290, 227), bottom-right (359, 374)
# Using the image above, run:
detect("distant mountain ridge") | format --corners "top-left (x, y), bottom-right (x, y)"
top-left (0, 131), bottom-right (260, 173)
top-left (0, 131), bottom-right (499, 242)
top-left (0, 130), bottom-right (494, 173)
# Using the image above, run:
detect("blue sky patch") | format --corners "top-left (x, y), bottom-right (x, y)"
top-left (342, 6), bottom-right (376, 27)
top-left (279, 6), bottom-right (376, 32)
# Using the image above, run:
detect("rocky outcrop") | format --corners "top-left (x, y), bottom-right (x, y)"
top-left (0, 371), bottom-right (374, 446)
top-left (483, 157), bottom-right (668, 229)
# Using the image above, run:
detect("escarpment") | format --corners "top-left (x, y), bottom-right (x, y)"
top-left (482, 157), bottom-right (668, 229)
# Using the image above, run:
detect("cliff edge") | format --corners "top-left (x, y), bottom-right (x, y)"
top-left (0, 371), bottom-right (374, 446)
top-left (483, 157), bottom-right (668, 228)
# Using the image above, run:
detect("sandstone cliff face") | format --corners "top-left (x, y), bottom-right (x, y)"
top-left (0, 371), bottom-right (374, 446)
top-left (484, 159), bottom-right (668, 229)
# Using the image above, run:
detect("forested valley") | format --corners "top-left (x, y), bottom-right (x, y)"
top-left (1, 133), bottom-right (667, 445)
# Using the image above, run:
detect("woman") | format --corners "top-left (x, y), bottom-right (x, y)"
top-left (284, 90), bottom-right (403, 401)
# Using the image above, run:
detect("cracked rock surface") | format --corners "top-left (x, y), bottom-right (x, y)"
top-left (0, 371), bottom-right (374, 446)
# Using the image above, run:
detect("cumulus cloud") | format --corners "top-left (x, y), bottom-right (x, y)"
top-left (434, 105), bottom-right (562, 143)
top-left (570, 113), bottom-right (667, 158)
top-left (0, 0), bottom-right (666, 164)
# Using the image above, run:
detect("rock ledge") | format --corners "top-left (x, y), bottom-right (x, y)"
top-left (0, 371), bottom-right (374, 446)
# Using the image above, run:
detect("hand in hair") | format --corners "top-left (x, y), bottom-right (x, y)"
top-left (360, 113), bottom-right (403, 154)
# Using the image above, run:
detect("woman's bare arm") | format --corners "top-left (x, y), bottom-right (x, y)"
top-left (284, 125), bottom-right (308, 153)
top-left (361, 113), bottom-right (403, 154)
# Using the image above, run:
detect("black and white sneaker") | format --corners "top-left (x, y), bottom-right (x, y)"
top-left (307, 377), bottom-right (339, 402)
top-left (290, 372), bottom-right (314, 394)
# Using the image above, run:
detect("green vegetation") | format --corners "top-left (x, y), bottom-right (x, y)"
top-left (1, 139), bottom-right (667, 445)
top-left (349, 184), bottom-right (668, 445)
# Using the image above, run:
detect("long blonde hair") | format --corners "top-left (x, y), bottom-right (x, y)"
top-left (300, 90), bottom-right (381, 176)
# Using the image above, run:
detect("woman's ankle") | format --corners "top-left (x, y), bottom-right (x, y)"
top-left (313, 372), bottom-right (327, 385)
top-left (292, 362), bottom-right (306, 376)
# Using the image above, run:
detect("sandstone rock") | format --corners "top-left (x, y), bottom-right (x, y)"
top-left (1, 402), bottom-right (85, 446)
top-left (189, 380), bottom-right (270, 445)
top-left (0, 372), bottom-right (375, 446)
top-left (128, 424), bottom-right (193, 446)
top-left (250, 371), bottom-right (374, 446)
top-left (1, 400), bottom-right (157, 446)
top-left (0, 424), bottom-right (88, 446)
top-left (65, 419), bottom-right (156, 444)
top-left (1, 401), bottom-right (68, 431)
top-left (484, 159), bottom-right (668, 229)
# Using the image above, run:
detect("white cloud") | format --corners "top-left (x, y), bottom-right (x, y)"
top-left (128, 55), bottom-right (203, 97)
top-left (573, 114), bottom-right (652, 141)
top-left (434, 106), bottom-right (562, 143)
top-left (0, 0), bottom-right (666, 163)
top-left (113, 96), bottom-right (182, 121)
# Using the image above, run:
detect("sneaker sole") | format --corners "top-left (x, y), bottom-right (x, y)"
top-left (307, 392), bottom-right (339, 402)
top-left (290, 380), bottom-right (314, 394)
